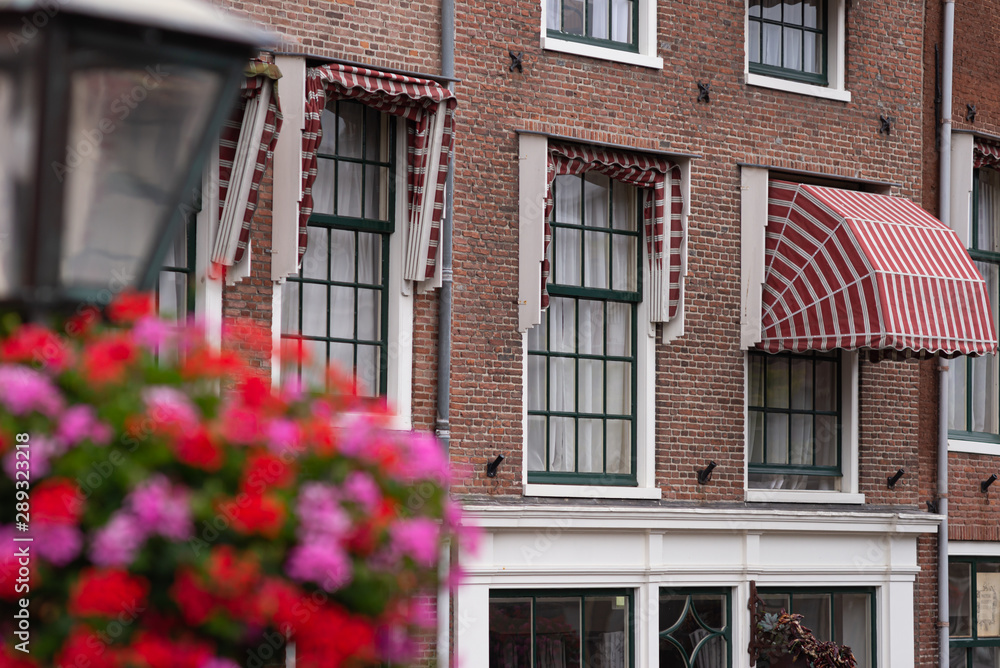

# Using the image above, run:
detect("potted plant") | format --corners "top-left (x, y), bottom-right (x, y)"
top-left (755, 611), bottom-right (858, 668)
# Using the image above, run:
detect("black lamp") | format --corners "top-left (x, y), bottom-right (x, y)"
top-left (887, 468), bottom-right (905, 489)
top-left (0, 0), bottom-right (267, 317)
top-left (982, 474), bottom-right (998, 493)
top-left (697, 461), bottom-right (717, 485)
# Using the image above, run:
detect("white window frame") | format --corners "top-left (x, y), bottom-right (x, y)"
top-left (947, 133), bottom-right (1000, 456)
top-left (744, 0), bottom-right (850, 103)
top-left (540, 0), bottom-right (663, 69)
top-left (271, 110), bottom-right (414, 431)
top-left (740, 166), bottom-right (863, 504)
top-left (518, 133), bottom-right (662, 500)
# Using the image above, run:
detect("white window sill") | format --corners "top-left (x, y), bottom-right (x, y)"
top-left (948, 438), bottom-right (1000, 456)
top-left (746, 489), bottom-right (865, 505)
top-left (746, 72), bottom-right (851, 103)
top-left (525, 483), bottom-right (663, 500)
top-left (542, 36), bottom-right (663, 69)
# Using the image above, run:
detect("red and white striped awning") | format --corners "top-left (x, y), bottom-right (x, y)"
top-left (759, 181), bottom-right (998, 357)
top-left (974, 138), bottom-right (1000, 169)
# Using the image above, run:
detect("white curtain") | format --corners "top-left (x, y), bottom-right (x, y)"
top-left (610, 0), bottom-right (631, 42)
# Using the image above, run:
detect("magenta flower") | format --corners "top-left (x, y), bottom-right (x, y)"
top-left (342, 471), bottom-right (381, 513)
top-left (3, 435), bottom-right (58, 480)
top-left (400, 433), bottom-right (449, 483)
top-left (200, 660), bottom-right (241, 668)
top-left (34, 524), bottom-right (83, 566)
top-left (90, 512), bottom-right (146, 567)
top-left (390, 518), bottom-right (440, 568)
top-left (285, 541), bottom-right (352, 591)
top-left (128, 475), bottom-right (192, 540)
top-left (143, 386), bottom-right (199, 434)
top-left (131, 315), bottom-right (175, 351)
top-left (56, 405), bottom-right (112, 447)
top-left (296, 482), bottom-right (350, 540)
top-left (266, 418), bottom-right (300, 455)
top-left (0, 365), bottom-right (63, 417)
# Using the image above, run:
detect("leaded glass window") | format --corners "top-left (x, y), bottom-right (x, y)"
top-left (659, 589), bottom-right (731, 668)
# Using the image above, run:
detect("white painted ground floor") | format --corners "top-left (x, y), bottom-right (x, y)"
top-left (455, 503), bottom-right (940, 668)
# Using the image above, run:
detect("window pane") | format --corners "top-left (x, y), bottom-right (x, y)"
top-left (814, 415), bottom-right (837, 466)
top-left (313, 157), bottom-right (335, 215)
top-left (578, 299), bottom-right (604, 355)
top-left (363, 164), bottom-right (381, 220)
top-left (761, 0), bottom-right (782, 20)
top-left (578, 418), bottom-right (603, 473)
top-left (584, 231), bottom-right (610, 289)
top-left (612, 235), bottom-right (637, 292)
top-left (536, 598), bottom-right (582, 667)
top-left (766, 356), bottom-right (790, 407)
top-left (790, 357), bottom-right (813, 409)
top-left (951, 647), bottom-right (969, 668)
top-left (157, 271), bottom-right (187, 321)
top-left (587, 0), bottom-right (609, 40)
top-left (302, 339), bottom-right (327, 389)
top-left (301, 226), bottom-right (329, 280)
top-left (337, 161), bottom-right (363, 218)
top-left (761, 594), bottom-right (789, 613)
top-left (584, 596), bottom-right (627, 665)
top-left (815, 359), bottom-right (837, 411)
top-left (606, 361), bottom-right (630, 415)
top-left (796, 594), bottom-right (831, 640)
top-left (978, 169), bottom-right (1000, 253)
top-left (528, 415), bottom-right (546, 471)
top-left (301, 283), bottom-right (327, 337)
top-left (606, 302), bottom-right (631, 356)
top-left (555, 227), bottom-right (582, 286)
top-left (528, 356), bottom-right (547, 411)
top-left (528, 318), bottom-right (548, 352)
top-left (329, 286), bottom-right (355, 339)
top-left (550, 357), bottom-right (576, 411)
top-left (950, 563), bottom-right (973, 637)
top-left (606, 420), bottom-right (631, 474)
top-left (356, 344), bottom-right (378, 397)
top-left (762, 22), bottom-right (782, 66)
top-left (783, 27), bottom-right (802, 70)
top-left (749, 21), bottom-right (761, 63)
top-left (749, 0), bottom-right (762, 16)
top-left (550, 297), bottom-right (576, 353)
top-left (318, 108), bottom-right (338, 155)
top-left (749, 355), bottom-right (766, 406)
top-left (972, 647), bottom-right (1000, 668)
top-left (584, 172), bottom-right (610, 228)
top-left (612, 180), bottom-right (635, 230)
top-left (329, 341), bottom-right (353, 376)
top-left (281, 281), bottom-right (300, 335)
top-left (802, 0), bottom-right (821, 28)
top-left (330, 228), bottom-right (355, 280)
top-left (766, 413), bottom-right (788, 464)
top-left (835, 594), bottom-right (871, 668)
top-left (489, 599), bottom-right (532, 668)
top-left (356, 288), bottom-right (380, 341)
top-left (784, 0), bottom-right (803, 24)
top-left (357, 232), bottom-right (380, 284)
top-left (789, 414), bottom-right (813, 465)
top-left (364, 107), bottom-right (381, 161)
top-left (977, 562), bottom-right (1000, 638)
top-left (562, 0), bottom-right (585, 35)
top-left (336, 102), bottom-right (363, 158)
top-left (610, 0), bottom-right (632, 43)
top-left (548, 0), bottom-right (561, 29)
top-left (950, 356), bottom-right (969, 431)
top-left (579, 359), bottom-right (604, 414)
top-left (804, 31), bottom-right (821, 73)
top-left (749, 411), bottom-right (765, 463)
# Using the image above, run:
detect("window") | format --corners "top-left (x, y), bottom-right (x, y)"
top-left (546, 0), bottom-right (637, 51)
top-left (745, 0), bottom-right (848, 101)
top-left (659, 589), bottom-right (731, 668)
top-left (758, 588), bottom-right (875, 668)
top-left (949, 167), bottom-right (1000, 441)
top-left (157, 206), bottom-right (197, 324)
top-left (281, 101), bottom-right (393, 397)
top-left (950, 557), bottom-right (1000, 668)
top-left (489, 590), bottom-right (633, 668)
top-left (747, 350), bottom-right (841, 491)
top-left (541, 0), bottom-right (661, 68)
top-left (527, 173), bottom-right (640, 486)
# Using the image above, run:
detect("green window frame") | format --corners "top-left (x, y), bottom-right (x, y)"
top-left (489, 589), bottom-right (635, 668)
top-left (546, 0), bottom-right (639, 53)
top-left (156, 199), bottom-right (197, 321)
top-left (949, 167), bottom-right (1000, 442)
top-left (758, 587), bottom-right (876, 668)
top-left (949, 556), bottom-right (1000, 668)
top-left (659, 588), bottom-right (732, 668)
top-left (281, 101), bottom-right (395, 397)
top-left (527, 173), bottom-right (641, 486)
top-left (748, 0), bottom-right (828, 86)
top-left (748, 350), bottom-right (842, 487)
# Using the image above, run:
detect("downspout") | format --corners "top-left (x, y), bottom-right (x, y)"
top-left (938, 3), bottom-right (955, 668)
top-left (436, 0), bottom-right (455, 664)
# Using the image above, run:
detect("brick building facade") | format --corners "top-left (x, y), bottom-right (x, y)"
top-left (178, 0), bottom-right (999, 666)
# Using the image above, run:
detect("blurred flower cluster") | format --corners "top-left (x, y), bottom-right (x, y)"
top-left (0, 294), bottom-right (472, 667)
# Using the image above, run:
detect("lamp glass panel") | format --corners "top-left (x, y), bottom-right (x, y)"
top-left (61, 64), bottom-right (223, 289)
top-left (0, 33), bottom-right (37, 299)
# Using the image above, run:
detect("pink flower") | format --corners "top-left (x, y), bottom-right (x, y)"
top-left (389, 518), bottom-right (440, 568)
top-left (143, 386), bottom-right (199, 434)
top-left (3, 435), bottom-right (59, 480)
top-left (131, 315), bottom-right (175, 351)
top-left (342, 472), bottom-right (381, 513)
top-left (56, 405), bottom-right (111, 447)
top-left (0, 365), bottom-right (63, 417)
top-left (266, 418), bottom-right (300, 455)
top-left (400, 433), bottom-right (449, 483)
top-left (90, 512), bottom-right (146, 567)
top-left (34, 524), bottom-right (83, 566)
top-left (285, 541), bottom-right (352, 591)
top-left (129, 475), bottom-right (192, 540)
top-left (296, 482), bottom-right (349, 541)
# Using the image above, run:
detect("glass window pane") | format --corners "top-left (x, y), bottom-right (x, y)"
top-left (157, 272), bottom-right (187, 321)
top-left (550, 297), bottom-right (576, 353)
top-left (562, 0), bottom-right (585, 35)
top-left (578, 299), bottom-right (604, 355)
top-left (356, 289), bottom-right (380, 341)
top-left (584, 231), bottom-right (610, 289)
top-left (951, 647), bottom-right (969, 668)
top-left (749, 355), bottom-right (766, 406)
top-left (612, 180), bottom-right (635, 230)
top-left (536, 598), bottom-right (582, 666)
top-left (313, 158), bottom-right (335, 215)
top-left (584, 172), bottom-right (609, 228)
top-left (329, 286), bottom-right (355, 339)
top-left (610, 0), bottom-right (632, 43)
top-left (749, 411), bottom-right (765, 463)
top-left (318, 108), bottom-right (338, 155)
top-left (337, 162), bottom-right (363, 218)
top-left (584, 596), bottom-right (627, 664)
top-left (977, 562), bottom-right (1000, 638)
top-left (302, 339), bottom-right (327, 389)
top-left (761, 594), bottom-right (789, 613)
top-left (529, 318), bottom-right (548, 352)
top-left (814, 415), bottom-right (837, 466)
top-left (356, 345), bottom-right (378, 397)
top-left (549, 417), bottom-right (575, 472)
top-left (606, 419), bottom-right (631, 474)
top-left (364, 106), bottom-right (381, 161)
top-left (527, 416), bottom-right (547, 471)
top-left (329, 228), bottom-right (355, 281)
top-left (761, 0), bottom-right (782, 19)
top-left (606, 302), bottom-right (631, 356)
top-left (578, 418), bottom-right (604, 473)
top-left (783, 27), bottom-right (802, 70)
top-left (796, 594), bottom-right (831, 640)
top-left (789, 414), bottom-right (813, 465)
top-left (766, 356), bottom-right (790, 407)
top-left (555, 227), bottom-right (583, 286)
top-left (528, 355), bottom-right (547, 411)
top-left (328, 341), bottom-right (353, 376)
top-left (951, 562), bottom-right (973, 637)
top-left (579, 359), bottom-right (604, 414)
top-left (357, 232), bottom-right (380, 285)
top-left (790, 357), bottom-right (813, 409)
top-left (587, 0), bottom-right (609, 40)
top-left (950, 356), bottom-right (969, 431)
top-left (803, 0), bottom-right (821, 27)
top-left (336, 102), bottom-right (363, 158)
top-left (363, 164), bottom-right (381, 220)
top-left (762, 22), bottom-right (782, 66)
top-left (555, 174), bottom-right (582, 224)
top-left (611, 235), bottom-right (637, 292)
top-left (490, 599), bottom-right (533, 668)
top-left (804, 31), bottom-right (821, 73)
top-left (978, 168), bottom-right (1000, 253)
top-left (749, 21), bottom-right (761, 63)
top-left (281, 281), bottom-right (300, 335)
top-left (815, 360), bottom-right (837, 411)
top-left (692, 595), bottom-right (727, 630)
top-left (749, 0), bottom-right (762, 16)
top-left (606, 361), bottom-right (631, 415)
top-left (301, 226), bottom-right (329, 280)
top-left (784, 0), bottom-right (803, 24)
top-left (766, 414), bottom-right (788, 464)
top-left (835, 594), bottom-right (870, 668)
top-left (972, 647), bottom-right (1000, 668)
top-left (548, 0), bottom-right (562, 29)
top-left (301, 283), bottom-right (327, 337)
top-left (550, 357), bottom-right (576, 411)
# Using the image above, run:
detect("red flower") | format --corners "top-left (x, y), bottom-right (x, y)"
top-left (206, 546), bottom-right (260, 600)
top-left (64, 305), bottom-right (101, 338)
top-left (55, 627), bottom-right (120, 668)
top-left (293, 603), bottom-right (377, 668)
top-left (69, 568), bottom-right (149, 618)
top-left (0, 324), bottom-right (73, 372)
top-left (33, 478), bottom-right (83, 525)
top-left (106, 290), bottom-right (153, 324)
top-left (253, 577), bottom-right (302, 628)
top-left (174, 428), bottom-right (224, 472)
top-left (238, 375), bottom-right (271, 410)
top-left (218, 404), bottom-right (263, 445)
top-left (81, 334), bottom-right (136, 385)
top-left (170, 569), bottom-right (215, 626)
top-left (180, 347), bottom-right (244, 381)
top-left (224, 494), bottom-right (286, 538)
top-left (241, 451), bottom-right (295, 493)
top-left (127, 632), bottom-right (213, 668)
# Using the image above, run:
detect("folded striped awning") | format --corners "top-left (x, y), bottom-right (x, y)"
top-left (974, 137), bottom-right (1000, 169)
top-left (759, 181), bottom-right (997, 358)
top-left (301, 63), bottom-right (456, 281)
